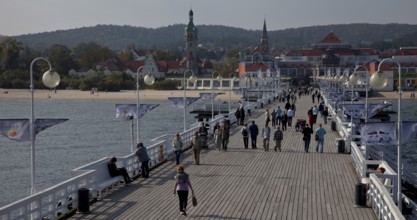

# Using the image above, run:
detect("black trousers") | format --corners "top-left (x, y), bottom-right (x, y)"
top-left (251, 135), bottom-right (257, 148)
top-left (177, 190), bottom-right (189, 212)
top-left (243, 137), bottom-right (249, 149)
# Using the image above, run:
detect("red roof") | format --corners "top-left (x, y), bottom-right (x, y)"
top-left (318, 32), bottom-right (343, 44)
top-left (245, 63), bottom-right (269, 71)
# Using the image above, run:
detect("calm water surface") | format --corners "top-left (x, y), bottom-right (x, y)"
top-left (0, 99), bottom-right (196, 207)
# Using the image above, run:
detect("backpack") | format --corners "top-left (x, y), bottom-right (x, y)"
top-left (242, 128), bottom-right (248, 136)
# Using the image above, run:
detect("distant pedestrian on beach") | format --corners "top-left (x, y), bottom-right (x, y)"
top-left (172, 133), bottom-right (183, 165)
top-left (191, 131), bottom-right (202, 165)
top-left (261, 123), bottom-right (271, 151)
top-left (135, 142), bottom-right (150, 178)
top-left (174, 165), bottom-right (195, 216)
top-left (107, 157), bottom-right (132, 184)
top-left (273, 127), bottom-right (284, 152)
top-left (241, 123), bottom-right (249, 149)
top-left (315, 124), bottom-right (326, 153)
top-left (248, 121), bottom-right (259, 149)
top-left (302, 124), bottom-right (313, 153)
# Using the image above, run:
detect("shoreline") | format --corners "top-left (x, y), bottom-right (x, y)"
top-left (0, 89), bottom-right (416, 101)
top-left (0, 89), bottom-right (243, 101)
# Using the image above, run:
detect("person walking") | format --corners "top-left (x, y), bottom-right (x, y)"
top-left (191, 131), bottom-right (202, 164)
top-left (322, 107), bottom-right (329, 124)
top-left (265, 109), bottom-right (271, 126)
top-left (241, 123), bottom-right (249, 149)
top-left (315, 124), bottom-right (327, 153)
top-left (248, 121), bottom-right (259, 149)
top-left (302, 124), bottom-right (313, 153)
top-left (234, 108), bottom-right (241, 125)
top-left (261, 123), bottom-right (271, 151)
top-left (273, 127), bottom-right (284, 152)
top-left (281, 112), bottom-right (287, 131)
top-left (135, 142), bottom-right (150, 178)
top-left (221, 122), bottom-right (230, 151)
top-left (174, 165), bottom-right (195, 216)
top-left (271, 109), bottom-right (276, 128)
top-left (214, 123), bottom-right (222, 151)
top-left (172, 133), bottom-right (183, 165)
top-left (287, 108), bottom-right (294, 127)
top-left (239, 107), bottom-right (245, 125)
top-left (275, 106), bottom-right (282, 127)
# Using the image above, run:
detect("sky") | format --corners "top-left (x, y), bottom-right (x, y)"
top-left (1, 0), bottom-right (417, 36)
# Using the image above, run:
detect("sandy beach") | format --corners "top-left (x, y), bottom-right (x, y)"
top-left (0, 89), bottom-right (243, 101)
top-left (0, 88), bottom-right (415, 101)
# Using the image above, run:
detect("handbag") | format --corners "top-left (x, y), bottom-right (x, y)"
top-left (302, 136), bottom-right (306, 141)
top-left (192, 195), bottom-right (198, 207)
top-left (315, 134), bottom-right (319, 141)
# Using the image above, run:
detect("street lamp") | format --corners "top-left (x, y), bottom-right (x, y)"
top-left (183, 69), bottom-right (197, 131)
top-left (211, 71), bottom-right (222, 121)
top-left (228, 73), bottom-right (237, 113)
top-left (135, 66), bottom-right (155, 151)
top-left (369, 58), bottom-right (402, 210)
top-left (30, 57), bottom-right (60, 194)
top-left (349, 65), bottom-right (369, 122)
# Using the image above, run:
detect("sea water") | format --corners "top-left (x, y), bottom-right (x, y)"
top-left (0, 99), bottom-right (197, 207)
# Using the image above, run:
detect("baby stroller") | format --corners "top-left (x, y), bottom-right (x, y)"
top-left (295, 119), bottom-right (306, 132)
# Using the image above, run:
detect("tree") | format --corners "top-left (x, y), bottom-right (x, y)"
top-left (46, 44), bottom-right (78, 75)
top-left (0, 37), bottom-right (23, 71)
top-left (72, 42), bottom-right (113, 70)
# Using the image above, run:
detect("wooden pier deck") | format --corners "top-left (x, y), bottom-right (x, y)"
top-left (70, 94), bottom-right (376, 220)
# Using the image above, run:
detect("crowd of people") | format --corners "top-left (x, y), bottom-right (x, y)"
top-left (106, 86), bottom-right (332, 216)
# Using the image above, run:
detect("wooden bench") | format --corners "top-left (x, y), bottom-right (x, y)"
top-left (72, 157), bottom-right (125, 199)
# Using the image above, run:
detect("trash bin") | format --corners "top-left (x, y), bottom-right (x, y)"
top-left (78, 188), bottom-right (90, 213)
top-left (336, 138), bottom-right (345, 153)
top-left (331, 121), bottom-right (336, 131)
top-left (354, 183), bottom-right (367, 207)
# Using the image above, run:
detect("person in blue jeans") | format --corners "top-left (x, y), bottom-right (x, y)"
top-left (172, 133), bottom-right (183, 165)
top-left (302, 124), bottom-right (313, 153)
top-left (135, 142), bottom-right (150, 178)
top-left (315, 124), bottom-right (327, 153)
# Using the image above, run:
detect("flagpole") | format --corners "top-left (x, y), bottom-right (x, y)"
top-left (30, 57), bottom-right (60, 194)
top-left (183, 69), bottom-right (197, 132)
top-left (136, 66), bottom-right (144, 145)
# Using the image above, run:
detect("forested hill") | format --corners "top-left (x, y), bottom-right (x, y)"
top-left (8, 23), bottom-right (417, 51)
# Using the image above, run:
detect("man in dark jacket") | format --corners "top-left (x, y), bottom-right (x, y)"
top-left (302, 124), bottom-right (313, 153)
top-left (135, 143), bottom-right (150, 178)
top-left (248, 121), bottom-right (259, 149)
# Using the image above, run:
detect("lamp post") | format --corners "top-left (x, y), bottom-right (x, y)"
top-left (370, 58), bottom-right (402, 210)
top-left (135, 66), bottom-right (155, 151)
top-left (349, 65), bottom-right (369, 122)
top-left (228, 73), bottom-right (237, 113)
top-left (211, 71), bottom-right (222, 121)
top-left (183, 69), bottom-right (197, 131)
top-left (30, 57), bottom-right (60, 194)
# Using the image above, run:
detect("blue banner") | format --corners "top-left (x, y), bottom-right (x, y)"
top-left (168, 97), bottom-right (200, 108)
top-left (359, 122), bottom-right (397, 145)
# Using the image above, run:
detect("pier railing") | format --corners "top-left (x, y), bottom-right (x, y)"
top-left (326, 95), bottom-right (415, 219)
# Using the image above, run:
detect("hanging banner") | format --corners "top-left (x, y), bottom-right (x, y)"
top-left (168, 97), bottom-right (200, 108)
top-left (359, 122), bottom-right (397, 145)
top-left (138, 104), bottom-right (159, 118)
top-left (116, 104), bottom-right (137, 120)
top-left (199, 92), bottom-right (221, 100)
top-left (0, 118), bottom-right (68, 142)
top-left (401, 121), bottom-right (417, 145)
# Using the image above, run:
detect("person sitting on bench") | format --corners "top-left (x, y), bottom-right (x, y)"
top-left (107, 157), bottom-right (132, 184)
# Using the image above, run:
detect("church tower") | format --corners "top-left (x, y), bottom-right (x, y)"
top-left (260, 19), bottom-right (269, 55)
top-left (184, 9), bottom-right (198, 73)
